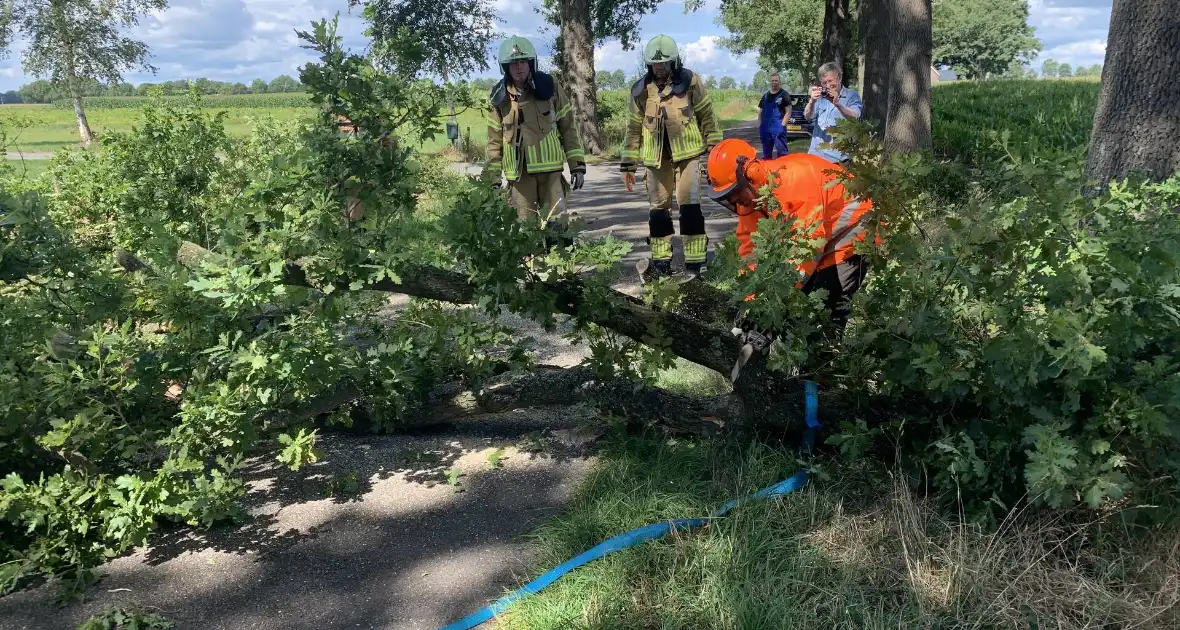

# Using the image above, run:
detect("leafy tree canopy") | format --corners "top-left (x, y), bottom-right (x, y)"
top-left (353, 0), bottom-right (499, 78)
top-left (710, 0), bottom-right (825, 79)
top-left (932, 0), bottom-right (1042, 79)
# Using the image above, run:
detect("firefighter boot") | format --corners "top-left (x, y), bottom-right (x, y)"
top-left (683, 234), bottom-right (708, 278)
top-left (638, 236), bottom-right (673, 284)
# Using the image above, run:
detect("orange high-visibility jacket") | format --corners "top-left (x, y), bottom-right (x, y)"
top-left (735, 153), bottom-right (876, 276)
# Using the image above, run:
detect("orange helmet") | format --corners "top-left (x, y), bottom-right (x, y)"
top-left (706, 138), bottom-right (757, 201)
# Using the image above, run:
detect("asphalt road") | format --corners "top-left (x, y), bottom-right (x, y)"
top-left (0, 122), bottom-right (762, 630)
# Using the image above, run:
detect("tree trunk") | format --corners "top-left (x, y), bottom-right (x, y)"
top-left (859, 0), bottom-right (892, 132)
top-left (884, 0), bottom-right (932, 154)
top-left (819, 0), bottom-right (852, 77)
top-left (1084, 2), bottom-right (1180, 191)
top-left (558, 0), bottom-right (604, 155)
top-left (69, 86), bottom-right (94, 148)
top-left (120, 244), bottom-right (842, 436)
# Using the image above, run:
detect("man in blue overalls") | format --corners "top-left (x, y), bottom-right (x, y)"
top-left (758, 72), bottom-right (790, 159)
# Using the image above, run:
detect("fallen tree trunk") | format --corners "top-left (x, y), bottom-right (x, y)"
top-left (168, 241), bottom-right (747, 380)
top-left (120, 242), bottom-right (823, 433)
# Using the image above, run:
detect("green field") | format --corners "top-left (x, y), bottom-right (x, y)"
top-left (3, 80), bottom-right (1102, 165)
top-left (0, 88), bottom-right (765, 159)
top-left (0, 100), bottom-right (487, 156)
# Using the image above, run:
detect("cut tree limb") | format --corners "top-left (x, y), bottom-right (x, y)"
top-left (117, 242), bottom-right (828, 433)
top-left (163, 241), bottom-right (745, 378)
top-left (424, 366), bottom-right (745, 436)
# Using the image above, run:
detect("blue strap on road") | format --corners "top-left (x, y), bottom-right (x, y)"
top-left (439, 381), bottom-right (822, 630)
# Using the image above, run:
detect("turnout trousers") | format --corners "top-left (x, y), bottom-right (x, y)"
top-left (645, 157), bottom-right (707, 266)
top-left (508, 170), bottom-right (569, 226)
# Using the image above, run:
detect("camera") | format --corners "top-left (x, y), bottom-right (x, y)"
top-left (818, 87), bottom-right (831, 99)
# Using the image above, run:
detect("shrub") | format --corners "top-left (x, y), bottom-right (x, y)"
top-left (811, 124), bottom-right (1180, 514)
top-left (0, 20), bottom-right (529, 595)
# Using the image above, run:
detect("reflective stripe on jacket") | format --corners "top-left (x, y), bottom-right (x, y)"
top-left (734, 153), bottom-right (877, 274)
top-left (485, 72), bottom-right (586, 181)
top-left (621, 69), bottom-right (723, 170)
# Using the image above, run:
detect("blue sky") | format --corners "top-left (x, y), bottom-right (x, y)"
top-left (0, 0), bottom-right (1112, 92)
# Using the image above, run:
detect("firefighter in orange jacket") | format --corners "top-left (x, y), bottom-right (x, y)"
top-left (705, 138), bottom-right (877, 376)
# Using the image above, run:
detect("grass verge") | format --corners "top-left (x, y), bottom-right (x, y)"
top-left (495, 433), bottom-right (1180, 629)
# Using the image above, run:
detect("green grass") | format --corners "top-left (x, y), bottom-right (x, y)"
top-left (496, 434), bottom-right (1180, 629)
top-left (654, 358), bottom-right (732, 397)
top-left (0, 104), bottom-right (317, 154)
top-left (3, 158), bottom-right (52, 185)
top-left (0, 103), bottom-right (484, 156)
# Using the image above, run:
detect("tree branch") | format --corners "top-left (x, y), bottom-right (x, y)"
top-left (158, 241), bottom-right (744, 377)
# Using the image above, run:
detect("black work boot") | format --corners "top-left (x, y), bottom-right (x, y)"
top-left (684, 261), bottom-right (706, 279)
top-left (636, 258), bottom-right (672, 284)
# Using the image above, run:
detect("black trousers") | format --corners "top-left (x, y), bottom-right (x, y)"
top-left (801, 254), bottom-right (870, 336)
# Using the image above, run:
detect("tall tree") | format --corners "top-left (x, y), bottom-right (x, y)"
top-left (1040, 58), bottom-right (1059, 79)
top-left (858, 0), bottom-right (891, 130)
top-left (356, 0), bottom-right (497, 78)
top-left (819, 0), bottom-right (852, 76)
top-left (884, 0), bottom-right (932, 154)
top-left (714, 0), bottom-right (826, 83)
top-left (932, 0), bottom-right (1041, 80)
top-left (611, 69), bottom-right (626, 88)
top-left (1057, 62), bottom-right (1072, 78)
top-left (544, 0), bottom-right (662, 155)
top-left (1085, 2), bottom-right (1180, 190)
top-left (0, 0), bottom-right (168, 147)
top-left (751, 69), bottom-right (770, 89)
top-left (268, 75), bottom-right (302, 93)
top-left (719, 76), bottom-right (738, 89)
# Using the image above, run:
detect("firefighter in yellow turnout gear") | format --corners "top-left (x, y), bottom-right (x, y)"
top-left (622, 34), bottom-right (724, 279)
top-left (484, 36), bottom-right (586, 226)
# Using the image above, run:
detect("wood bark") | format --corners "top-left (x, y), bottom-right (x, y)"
top-left (859, 0), bottom-right (892, 132)
top-left (820, 0), bottom-right (853, 78)
top-left (1084, 1), bottom-right (1180, 191)
top-left (119, 243), bottom-right (851, 435)
top-left (169, 242), bottom-right (741, 380)
top-left (558, 0), bottom-right (604, 155)
top-left (70, 89), bottom-right (94, 148)
top-left (53, 0), bottom-right (94, 148)
top-left (884, 0), bottom-right (932, 154)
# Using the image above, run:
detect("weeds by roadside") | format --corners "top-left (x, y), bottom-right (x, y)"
top-left (496, 433), bottom-right (1180, 629)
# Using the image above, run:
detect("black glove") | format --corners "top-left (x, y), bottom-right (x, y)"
top-left (571, 170), bottom-right (585, 191)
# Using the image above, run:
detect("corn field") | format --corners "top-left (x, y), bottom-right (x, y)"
top-left (932, 79), bottom-right (1100, 164)
top-left (53, 93), bottom-right (315, 110)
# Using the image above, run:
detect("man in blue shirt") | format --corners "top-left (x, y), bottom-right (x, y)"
top-left (758, 73), bottom-right (790, 159)
top-left (804, 62), bottom-right (863, 163)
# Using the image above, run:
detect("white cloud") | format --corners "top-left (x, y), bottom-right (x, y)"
top-left (680, 35), bottom-right (722, 66)
top-left (0, 0), bottom-right (1114, 93)
top-left (492, 0), bottom-right (536, 15)
top-left (1027, 0), bottom-right (1111, 69)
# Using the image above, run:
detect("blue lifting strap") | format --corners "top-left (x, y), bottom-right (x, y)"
top-left (439, 380), bottom-right (822, 630)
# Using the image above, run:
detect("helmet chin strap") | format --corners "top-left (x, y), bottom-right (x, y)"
top-left (727, 156), bottom-right (770, 218)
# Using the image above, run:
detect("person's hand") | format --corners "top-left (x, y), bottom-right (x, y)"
top-left (826, 88), bottom-right (839, 104)
top-left (571, 171), bottom-right (585, 191)
top-left (622, 171), bottom-right (635, 191)
top-left (809, 85), bottom-right (822, 102)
